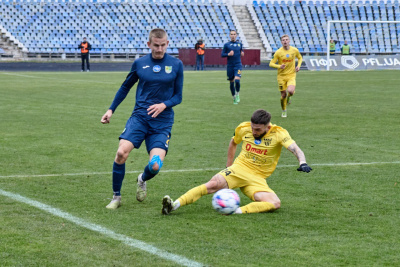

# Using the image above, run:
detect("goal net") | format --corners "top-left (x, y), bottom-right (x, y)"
top-left (305, 20), bottom-right (400, 71)
top-left (324, 20), bottom-right (400, 70)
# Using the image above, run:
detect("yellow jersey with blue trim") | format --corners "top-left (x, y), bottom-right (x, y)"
top-left (269, 46), bottom-right (303, 77)
top-left (232, 122), bottom-right (295, 177)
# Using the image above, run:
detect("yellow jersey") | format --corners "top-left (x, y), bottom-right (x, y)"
top-left (269, 46), bottom-right (303, 76)
top-left (232, 122), bottom-right (295, 178)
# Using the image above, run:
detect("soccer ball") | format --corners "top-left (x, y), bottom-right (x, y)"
top-left (212, 189), bottom-right (240, 215)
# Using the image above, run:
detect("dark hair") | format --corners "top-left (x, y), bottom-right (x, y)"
top-left (251, 109), bottom-right (271, 125)
top-left (230, 30), bottom-right (237, 34)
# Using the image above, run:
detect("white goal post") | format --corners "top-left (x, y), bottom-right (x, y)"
top-left (326, 20), bottom-right (400, 70)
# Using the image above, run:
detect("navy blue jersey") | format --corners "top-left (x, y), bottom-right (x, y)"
top-left (109, 53), bottom-right (183, 120)
top-left (221, 41), bottom-right (243, 66)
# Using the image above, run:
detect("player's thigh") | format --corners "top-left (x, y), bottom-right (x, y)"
top-left (240, 180), bottom-right (275, 201)
top-left (227, 67), bottom-right (235, 81)
top-left (218, 164), bottom-right (253, 190)
top-left (145, 127), bottom-right (171, 154)
top-left (234, 65), bottom-right (242, 79)
top-left (119, 115), bottom-right (148, 149)
top-left (287, 77), bottom-right (296, 94)
top-left (277, 76), bottom-right (288, 92)
top-left (253, 191), bottom-right (280, 204)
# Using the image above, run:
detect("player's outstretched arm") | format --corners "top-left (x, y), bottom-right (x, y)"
top-left (287, 143), bottom-right (312, 173)
top-left (226, 139), bottom-right (238, 167)
top-left (101, 109), bottom-right (113, 124)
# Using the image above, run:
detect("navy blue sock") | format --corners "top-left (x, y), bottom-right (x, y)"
top-left (230, 82), bottom-right (235, 96)
top-left (235, 80), bottom-right (240, 93)
top-left (112, 162), bottom-right (125, 196)
top-left (142, 164), bottom-right (159, 182)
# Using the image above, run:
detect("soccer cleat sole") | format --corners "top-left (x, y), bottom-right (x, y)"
top-left (162, 195), bottom-right (173, 215)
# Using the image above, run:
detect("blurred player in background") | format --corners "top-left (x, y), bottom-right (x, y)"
top-left (162, 109), bottom-right (312, 215)
top-left (78, 37), bottom-right (91, 72)
top-left (101, 28), bottom-right (184, 209)
top-left (329, 39), bottom-right (337, 55)
top-left (269, 34), bottom-right (303, 118)
top-left (221, 30), bottom-right (244, 104)
top-left (341, 40), bottom-right (350, 55)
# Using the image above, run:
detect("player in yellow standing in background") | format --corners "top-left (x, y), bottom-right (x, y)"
top-left (269, 34), bottom-right (303, 118)
top-left (161, 109), bottom-right (312, 215)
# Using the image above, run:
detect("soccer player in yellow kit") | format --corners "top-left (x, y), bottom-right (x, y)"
top-left (162, 109), bottom-right (312, 215)
top-left (269, 34), bottom-right (303, 118)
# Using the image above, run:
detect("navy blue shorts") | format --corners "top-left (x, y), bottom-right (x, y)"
top-left (227, 65), bottom-right (242, 81)
top-left (119, 114), bottom-right (172, 154)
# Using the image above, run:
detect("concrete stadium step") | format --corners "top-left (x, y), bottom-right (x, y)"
top-left (233, 5), bottom-right (268, 61)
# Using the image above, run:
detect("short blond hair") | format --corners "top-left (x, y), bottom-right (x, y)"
top-left (148, 28), bottom-right (168, 43)
top-left (281, 34), bottom-right (290, 40)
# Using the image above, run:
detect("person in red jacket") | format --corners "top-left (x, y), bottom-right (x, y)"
top-left (78, 37), bottom-right (92, 72)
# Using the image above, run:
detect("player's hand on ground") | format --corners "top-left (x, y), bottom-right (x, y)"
top-left (295, 66), bottom-right (300, 72)
top-left (280, 64), bottom-right (286, 69)
top-left (297, 163), bottom-right (312, 173)
top-left (101, 109), bottom-right (113, 124)
top-left (228, 50), bottom-right (234, 56)
top-left (147, 103), bottom-right (167, 118)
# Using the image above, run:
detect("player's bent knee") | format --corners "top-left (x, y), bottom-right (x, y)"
top-left (206, 174), bottom-right (228, 193)
top-left (115, 149), bottom-right (129, 164)
top-left (272, 200), bottom-right (281, 210)
top-left (149, 155), bottom-right (163, 174)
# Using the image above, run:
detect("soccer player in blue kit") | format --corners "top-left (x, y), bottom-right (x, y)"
top-left (221, 30), bottom-right (244, 104)
top-left (101, 29), bottom-right (184, 209)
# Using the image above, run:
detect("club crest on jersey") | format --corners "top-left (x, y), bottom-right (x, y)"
top-left (153, 65), bottom-right (161, 72)
top-left (264, 138), bottom-right (272, 146)
top-left (255, 139), bottom-right (261, 145)
top-left (165, 66), bottom-right (172, 74)
top-left (286, 54), bottom-right (290, 58)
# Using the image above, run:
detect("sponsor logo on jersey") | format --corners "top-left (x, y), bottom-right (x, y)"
top-left (246, 143), bottom-right (268, 155)
top-left (165, 66), bottom-right (172, 73)
top-left (153, 65), bottom-right (161, 72)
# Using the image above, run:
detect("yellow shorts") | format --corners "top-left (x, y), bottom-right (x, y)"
top-left (277, 75), bottom-right (296, 91)
top-left (218, 164), bottom-right (275, 201)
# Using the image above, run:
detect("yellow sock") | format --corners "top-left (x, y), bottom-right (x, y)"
top-left (280, 97), bottom-right (287, 111)
top-left (240, 202), bottom-right (276, 214)
top-left (177, 184), bottom-right (208, 207)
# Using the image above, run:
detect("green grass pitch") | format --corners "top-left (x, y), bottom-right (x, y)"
top-left (1, 69), bottom-right (399, 266)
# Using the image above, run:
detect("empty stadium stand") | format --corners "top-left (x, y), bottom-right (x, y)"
top-left (0, 0), bottom-right (239, 57)
top-left (251, 0), bottom-right (400, 54)
top-left (0, 0), bottom-right (399, 59)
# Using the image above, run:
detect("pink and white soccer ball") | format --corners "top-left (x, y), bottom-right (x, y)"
top-left (212, 189), bottom-right (240, 215)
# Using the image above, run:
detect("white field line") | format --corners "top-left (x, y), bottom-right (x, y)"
top-left (0, 189), bottom-right (204, 267)
top-left (1, 161), bottom-right (399, 179)
top-left (0, 72), bottom-right (116, 84)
